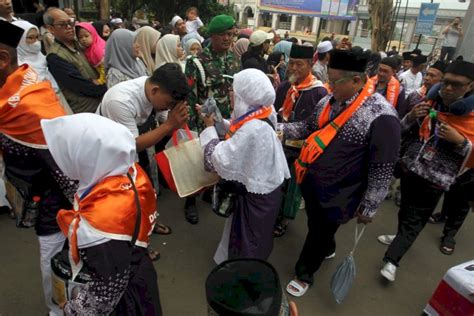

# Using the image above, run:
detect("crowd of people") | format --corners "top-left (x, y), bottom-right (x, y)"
top-left (0, 3), bottom-right (473, 315)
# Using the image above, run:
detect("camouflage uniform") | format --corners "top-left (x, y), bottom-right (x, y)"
top-left (185, 45), bottom-right (241, 131)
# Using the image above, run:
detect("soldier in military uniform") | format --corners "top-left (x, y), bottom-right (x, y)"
top-left (184, 15), bottom-right (241, 224)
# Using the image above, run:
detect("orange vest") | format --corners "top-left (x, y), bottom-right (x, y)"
top-left (368, 75), bottom-right (401, 108)
top-left (0, 65), bottom-right (66, 148)
top-left (57, 164), bottom-right (157, 267)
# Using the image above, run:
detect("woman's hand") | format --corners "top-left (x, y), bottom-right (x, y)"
top-left (196, 105), bottom-right (216, 127)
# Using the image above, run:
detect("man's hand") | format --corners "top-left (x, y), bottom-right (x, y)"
top-left (165, 101), bottom-right (189, 130)
top-left (438, 121), bottom-right (466, 145)
top-left (408, 102), bottom-right (430, 120)
top-left (356, 212), bottom-right (373, 224)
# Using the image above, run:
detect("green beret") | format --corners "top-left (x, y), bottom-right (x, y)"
top-left (207, 15), bottom-right (235, 35)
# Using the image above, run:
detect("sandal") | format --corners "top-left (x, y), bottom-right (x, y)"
top-left (429, 213), bottom-right (446, 224)
top-left (439, 237), bottom-right (455, 255)
top-left (286, 279), bottom-right (310, 297)
top-left (153, 222), bottom-right (172, 235)
top-left (148, 247), bottom-right (161, 261)
top-left (273, 221), bottom-right (288, 237)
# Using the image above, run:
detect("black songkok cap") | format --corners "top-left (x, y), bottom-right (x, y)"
top-left (430, 61), bottom-right (447, 74)
top-left (402, 51), bottom-right (414, 61)
top-left (445, 60), bottom-right (474, 81)
top-left (0, 20), bottom-right (25, 48)
top-left (380, 57), bottom-right (399, 71)
top-left (329, 49), bottom-right (369, 72)
top-left (206, 259), bottom-right (282, 316)
top-left (290, 44), bottom-right (314, 59)
top-left (412, 54), bottom-right (428, 66)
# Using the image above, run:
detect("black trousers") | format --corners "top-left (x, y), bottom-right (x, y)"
top-left (384, 170), bottom-right (472, 266)
top-left (295, 174), bottom-right (339, 284)
top-left (384, 170), bottom-right (443, 266)
top-left (441, 170), bottom-right (473, 247)
top-left (440, 46), bottom-right (456, 62)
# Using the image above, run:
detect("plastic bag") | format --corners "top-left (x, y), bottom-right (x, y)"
top-left (330, 224), bottom-right (365, 304)
top-left (201, 97), bottom-right (227, 137)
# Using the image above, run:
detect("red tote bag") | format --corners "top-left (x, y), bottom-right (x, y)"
top-left (154, 125), bottom-right (194, 194)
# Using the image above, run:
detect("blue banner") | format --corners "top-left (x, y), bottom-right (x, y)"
top-left (414, 3), bottom-right (440, 35)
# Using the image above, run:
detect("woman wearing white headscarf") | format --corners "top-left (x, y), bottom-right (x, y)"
top-left (199, 69), bottom-right (290, 264)
top-left (154, 34), bottom-right (185, 70)
top-left (13, 21), bottom-right (57, 85)
top-left (105, 29), bottom-right (148, 88)
top-left (41, 113), bottom-right (162, 315)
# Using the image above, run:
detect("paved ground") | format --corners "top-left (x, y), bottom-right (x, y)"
top-left (0, 189), bottom-right (472, 316)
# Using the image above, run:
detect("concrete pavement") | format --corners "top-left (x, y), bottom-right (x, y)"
top-left (0, 189), bottom-right (472, 315)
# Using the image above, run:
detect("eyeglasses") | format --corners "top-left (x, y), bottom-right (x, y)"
top-left (328, 76), bottom-right (352, 87)
top-left (51, 20), bottom-right (75, 29)
top-left (441, 79), bottom-right (472, 89)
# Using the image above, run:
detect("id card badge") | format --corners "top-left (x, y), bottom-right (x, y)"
top-left (422, 147), bottom-right (436, 161)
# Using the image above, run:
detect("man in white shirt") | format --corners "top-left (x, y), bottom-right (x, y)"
top-left (399, 54), bottom-right (427, 95)
top-left (440, 17), bottom-right (463, 62)
top-left (312, 40), bottom-right (332, 83)
top-left (99, 63), bottom-right (189, 156)
top-left (0, 0), bottom-right (16, 22)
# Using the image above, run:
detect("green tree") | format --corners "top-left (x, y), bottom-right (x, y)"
top-left (111, 0), bottom-right (233, 26)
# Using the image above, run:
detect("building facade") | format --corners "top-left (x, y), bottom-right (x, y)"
top-left (233, 0), bottom-right (468, 54)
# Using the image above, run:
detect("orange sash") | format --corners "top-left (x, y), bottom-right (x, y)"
top-left (281, 74), bottom-right (323, 121)
top-left (368, 75), bottom-right (401, 107)
top-left (419, 110), bottom-right (474, 168)
top-left (294, 82), bottom-right (373, 184)
top-left (225, 105), bottom-right (273, 139)
top-left (57, 164), bottom-right (157, 267)
top-left (0, 65), bottom-right (66, 148)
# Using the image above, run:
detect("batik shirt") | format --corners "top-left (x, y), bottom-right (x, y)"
top-left (279, 93), bottom-right (401, 223)
top-left (185, 46), bottom-right (241, 131)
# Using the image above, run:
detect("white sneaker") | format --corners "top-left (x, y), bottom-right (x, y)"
top-left (380, 262), bottom-right (397, 282)
top-left (299, 200), bottom-right (305, 210)
top-left (377, 234), bottom-right (396, 245)
top-left (324, 252), bottom-right (336, 260)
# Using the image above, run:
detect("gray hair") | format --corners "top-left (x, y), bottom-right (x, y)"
top-left (43, 7), bottom-right (59, 26)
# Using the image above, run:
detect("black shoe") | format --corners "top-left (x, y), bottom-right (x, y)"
top-left (185, 205), bottom-right (199, 224)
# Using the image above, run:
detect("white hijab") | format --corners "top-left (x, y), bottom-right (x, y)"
top-left (41, 113), bottom-right (137, 198)
top-left (13, 20), bottom-right (58, 88)
top-left (155, 34), bottom-right (181, 69)
top-left (200, 69), bottom-right (290, 194)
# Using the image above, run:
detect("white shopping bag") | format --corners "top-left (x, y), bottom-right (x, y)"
top-left (163, 126), bottom-right (219, 197)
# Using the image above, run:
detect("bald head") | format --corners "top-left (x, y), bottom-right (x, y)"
top-left (44, 8), bottom-right (76, 44)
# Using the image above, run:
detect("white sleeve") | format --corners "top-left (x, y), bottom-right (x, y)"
top-left (101, 100), bottom-right (140, 138)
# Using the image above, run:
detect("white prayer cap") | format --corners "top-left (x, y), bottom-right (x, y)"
top-left (317, 40), bottom-right (333, 53)
top-left (111, 18), bottom-right (123, 25)
top-left (250, 30), bottom-right (274, 46)
top-left (170, 15), bottom-right (183, 28)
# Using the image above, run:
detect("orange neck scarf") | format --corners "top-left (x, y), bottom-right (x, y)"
top-left (281, 74), bottom-right (322, 121)
top-left (0, 65), bottom-right (66, 148)
top-left (369, 75), bottom-right (401, 107)
top-left (294, 82), bottom-right (373, 184)
top-left (419, 106), bottom-right (474, 168)
top-left (56, 165), bottom-right (157, 271)
top-left (225, 105), bottom-right (273, 139)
